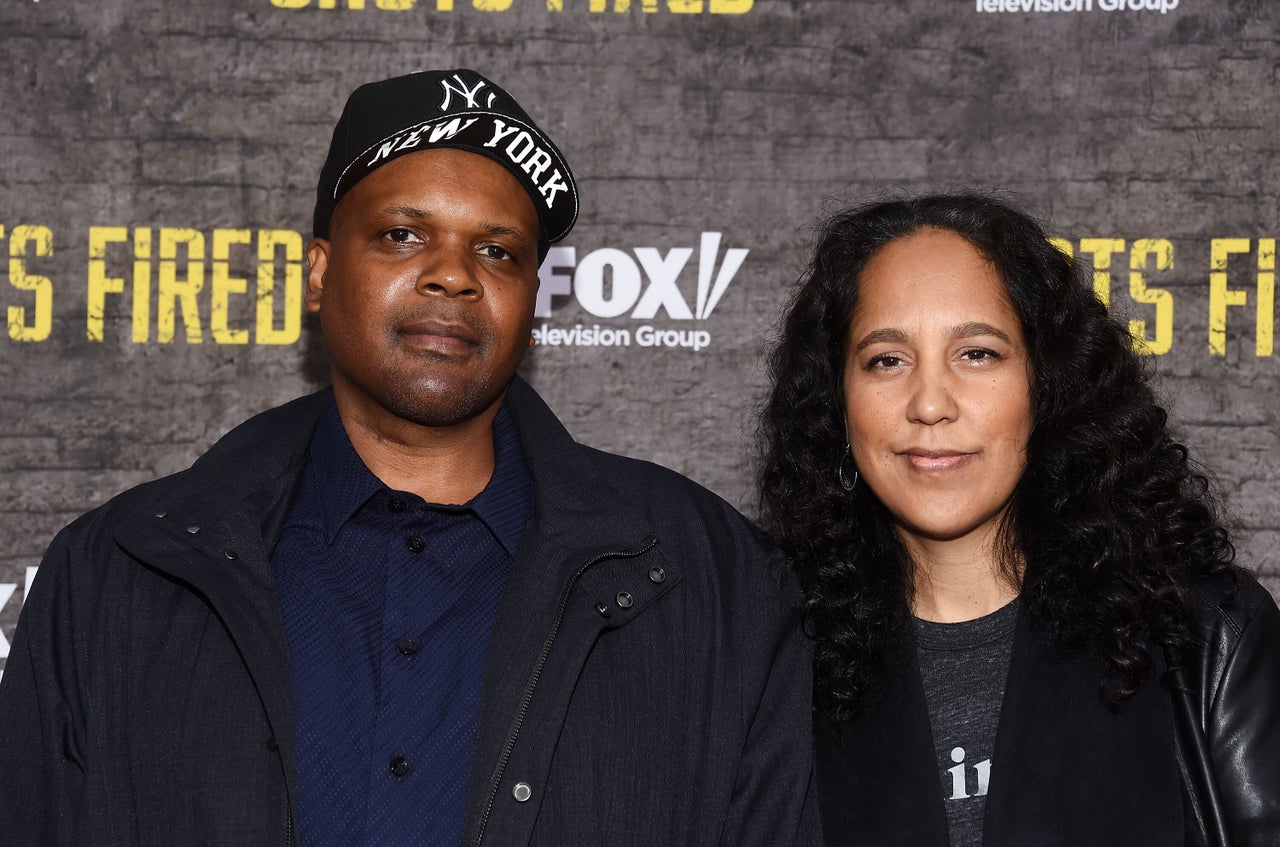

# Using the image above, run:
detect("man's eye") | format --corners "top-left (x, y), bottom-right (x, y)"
top-left (482, 244), bottom-right (512, 260)
top-left (385, 228), bottom-right (419, 243)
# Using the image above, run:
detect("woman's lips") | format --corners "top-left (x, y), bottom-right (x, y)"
top-left (901, 450), bottom-right (974, 474)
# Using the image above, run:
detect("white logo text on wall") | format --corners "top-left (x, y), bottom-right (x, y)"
top-left (531, 232), bottom-right (747, 353)
top-left (976, 0), bottom-right (1178, 13)
top-left (0, 568), bottom-right (40, 685)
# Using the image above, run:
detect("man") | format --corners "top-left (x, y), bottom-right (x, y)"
top-left (0, 69), bottom-right (819, 846)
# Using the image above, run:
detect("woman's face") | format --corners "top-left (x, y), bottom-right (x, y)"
top-left (841, 227), bottom-right (1032, 553)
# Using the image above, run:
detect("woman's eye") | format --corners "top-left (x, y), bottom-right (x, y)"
top-left (961, 348), bottom-right (999, 362)
top-left (869, 355), bottom-right (902, 369)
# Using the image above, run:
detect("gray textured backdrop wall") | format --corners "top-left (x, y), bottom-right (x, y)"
top-left (1, 0), bottom-right (1277, 672)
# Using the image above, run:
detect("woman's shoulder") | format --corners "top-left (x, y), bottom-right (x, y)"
top-left (1179, 569), bottom-right (1280, 722)
top-left (1184, 569), bottom-right (1279, 642)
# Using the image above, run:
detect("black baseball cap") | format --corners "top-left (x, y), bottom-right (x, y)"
top-left (313, 69), bottom-right (578, 256)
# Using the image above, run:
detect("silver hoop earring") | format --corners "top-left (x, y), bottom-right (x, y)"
top-left (837, 447), bottom-right (858, 492)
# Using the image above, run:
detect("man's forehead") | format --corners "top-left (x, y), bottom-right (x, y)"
top-left (328, 151), bottom-right (540, 247)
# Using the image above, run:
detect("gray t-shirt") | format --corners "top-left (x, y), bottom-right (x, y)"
top-left (914, 600), bottom-right (1019, 847)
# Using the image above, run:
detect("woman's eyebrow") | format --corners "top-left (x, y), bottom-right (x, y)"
top-left (854, 327), bottom-right (909, 352)
top-left (952, 321), bottom-right (1013, 343)
top-left (854, 322), bottom-right (1013, 352)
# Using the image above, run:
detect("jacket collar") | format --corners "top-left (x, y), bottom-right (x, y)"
top-left (131, 390), bottom-right (329, 547)
top-left (503, 376), bottom-right (656, 563)
top-left (108, 377), bottom-right (664, 668)
top-left (117, 376), bottom-right (656, 565)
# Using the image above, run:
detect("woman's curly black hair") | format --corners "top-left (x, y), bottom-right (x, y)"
top-left (757, 193), bottom-right (1241, 724)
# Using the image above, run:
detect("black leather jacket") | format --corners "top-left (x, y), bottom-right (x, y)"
top-left (1174, 574), bottom-right (1280, 847)
top-left (816, 572), bottom-right (1280, 847)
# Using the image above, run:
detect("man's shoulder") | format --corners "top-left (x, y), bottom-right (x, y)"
top-left (56, 391), bottom-right (327, 544)
top-left (508, 379), bottom-right (762, 536)
top-left (577, 443), bottom-right (761, 532)
top-left (187, 391), bottom-right (327, 473)
top-left (559, 440), bottom-right (801, 618)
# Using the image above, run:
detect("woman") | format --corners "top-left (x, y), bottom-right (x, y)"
top-left (758, 194), bottom-right (1280, 846)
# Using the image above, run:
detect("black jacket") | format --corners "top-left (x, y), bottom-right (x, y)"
top-left (0, 379), bottom-right (821, 846)
top-left (815, 575), bottom-right (1280, 846)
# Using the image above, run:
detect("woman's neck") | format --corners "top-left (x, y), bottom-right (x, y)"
top-left (904, 530), bottom-right (1020, 623)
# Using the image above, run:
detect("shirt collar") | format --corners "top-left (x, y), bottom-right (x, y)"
top-left (309, 393), bottom-right (532, 555)
top-left (467, 401), bottom-right (533, 556)
top-left (310, 396), bottom-right (383, 544)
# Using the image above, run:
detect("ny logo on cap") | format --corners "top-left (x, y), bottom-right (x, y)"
top-left (439, 73), bottom-right (497, 111)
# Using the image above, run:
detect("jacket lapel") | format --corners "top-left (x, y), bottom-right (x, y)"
top-left (983, 614), bottom-right (1183, 846)
top-left (110, 391), bottom-right (327, 814)
top-left (816, 643), bottom-right (950, 847)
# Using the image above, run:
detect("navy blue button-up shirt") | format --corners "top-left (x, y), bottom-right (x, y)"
top-left (271, 394), bottom-right (532, 847)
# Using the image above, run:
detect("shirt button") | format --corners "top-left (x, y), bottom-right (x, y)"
top-left (512, 782), bottom-right (532, 802)
top-left (389, 755), bottom-right (410, 778)
top-left (616, 591), bottom-right (634, 609)
top-left (648, 566), bottom-right (666, 584)
top-left (389, 498), bottom-right (407, 513)
top-left (406, 535), bottom-right (425, 553)
top-left (396, 637), bottom-right (419, 656)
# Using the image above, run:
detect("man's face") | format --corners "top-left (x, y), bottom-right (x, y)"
top-left (306, 148), bottom-right (542, 430)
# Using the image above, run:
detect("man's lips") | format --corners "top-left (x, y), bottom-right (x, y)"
top-left (397, 319), bottom-right (480, 353)
top-left (899, 449), bottom-right (975, 474)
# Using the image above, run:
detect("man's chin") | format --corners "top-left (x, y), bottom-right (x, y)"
top-left (381, 378), bottom-right (509, 429)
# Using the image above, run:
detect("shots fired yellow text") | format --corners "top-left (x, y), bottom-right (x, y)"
top-left (1, 224), bottom-right (1276, 357)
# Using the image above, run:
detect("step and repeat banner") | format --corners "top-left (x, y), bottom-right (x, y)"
top-left (1, 0), bottom-right (1277, 664)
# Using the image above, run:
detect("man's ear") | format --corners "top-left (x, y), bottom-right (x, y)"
top-left (305, 238), bottom-right (330, 315)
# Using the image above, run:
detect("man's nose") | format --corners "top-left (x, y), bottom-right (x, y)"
top-left (417, 245), bottom-right (481, 299)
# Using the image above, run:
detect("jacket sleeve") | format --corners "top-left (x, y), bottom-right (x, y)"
top-left (0, 527), bottom-right (88, 845)
top-left (1207, 581), bottom-right (1280, 847)
top-left (719, 562), bottom-right (824, 847)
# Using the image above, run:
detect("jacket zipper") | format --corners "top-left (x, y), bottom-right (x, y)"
top-left (472, 536), bottom-right (658, 846)
top-left (283, 789), bottom-right (294, 847)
